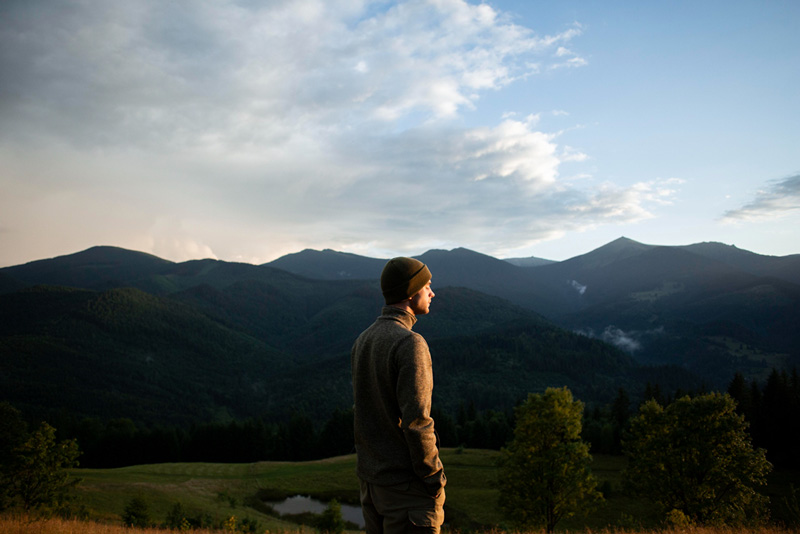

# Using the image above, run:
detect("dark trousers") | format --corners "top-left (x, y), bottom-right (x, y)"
top-left (359, 478), bottom-right (445, 534)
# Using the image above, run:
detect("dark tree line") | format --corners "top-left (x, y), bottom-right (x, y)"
top-left (582, 381), bottom-right (714, 455)
top-left (433, 402), bottom-right (514, 450)
top-left (728, 367), bottom-right (800, 468)
top-left (6, 366), bottom-right (796, 468)
top-left (581, 387), bottom-right (632, 455)
top-left (581, 367), bottom-right (799, 469)
top-left (32, 403), bottom-right (514, 467)
top-left (46, 409), bottom-right (355, 467)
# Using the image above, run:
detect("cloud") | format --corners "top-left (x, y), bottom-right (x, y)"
top-left (577, 325), bottom-right (667, 355)
top-left (601, 326), bottom-right (641, 352)
top-left (0, 0), bottom-right (583, 149)
top-left (721, 174), bottom-right (800, 221)
top-left (0, 0), bottom-right (674, 265)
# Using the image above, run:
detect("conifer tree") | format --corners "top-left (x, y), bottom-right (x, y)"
top-left (123, 496), bottom-right (151, 528)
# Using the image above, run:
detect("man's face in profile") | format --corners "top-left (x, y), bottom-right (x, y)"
top-left (409, 280), bottom-right (434, 315)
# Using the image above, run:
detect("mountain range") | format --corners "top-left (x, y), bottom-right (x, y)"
top-left (1, 237), bottom-right (797, 428)
top-left (271, 238), bottom-right (800, 376)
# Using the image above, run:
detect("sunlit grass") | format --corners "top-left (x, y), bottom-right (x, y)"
top-left (0, 516), bottom-right (222, 534)
top-left (52, 449), bottom-right (797, 532)
top-left (0, 516), bottom-right (796, 534)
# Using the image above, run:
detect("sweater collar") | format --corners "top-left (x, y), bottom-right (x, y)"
top-left (381, 305), bottom-right (418, 329)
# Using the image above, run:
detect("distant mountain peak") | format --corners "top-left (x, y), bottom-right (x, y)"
top-left (8, 245), bottom-right (172, 268)
top-left (279, 248), bottom-right (376, 260)
top-left (504, 256), bottom-right (556, 268)
top-left (78, 245), bottom-right (175, 263)
top-left (683, 241), bottom-right (759, 256)
top-left (561, 237), bottom-right (653, 270)
top-left (606, 236), bottom-right (648, 249)
top-left (591, 236), bottom-right (654, 256)
top-left (417, 247), bottom-right (513, 268)
top-left (0, 245), bottom-right (174, 292)
top-left (267, 248), bottom-right (385, 280)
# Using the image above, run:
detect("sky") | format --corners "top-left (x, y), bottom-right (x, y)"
top-left (1, 0), bottom-right (798, 267)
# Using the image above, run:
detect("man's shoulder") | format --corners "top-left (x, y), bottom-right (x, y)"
top-left (356, 316), bottom-right (425, 345)
top-left (394, 328), bottom-right (429, 354)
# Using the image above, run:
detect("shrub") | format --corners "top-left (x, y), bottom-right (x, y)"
top-left (122, 496), bottom-right (150, 528)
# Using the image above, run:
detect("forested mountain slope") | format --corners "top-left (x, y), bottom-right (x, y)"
top-left (2, 238), bottom-right (796, 429)
top-left (264, 238), bottom-right (800, 384)
top-left (2, 265), bottom-right (689, 427)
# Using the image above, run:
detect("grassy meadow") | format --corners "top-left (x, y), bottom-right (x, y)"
top-left (71, 449), bottom-right (517, 531)
top-left (5, 449), bottom-right (797, 533)
top-left (0, 516), bottom-right (795, 534)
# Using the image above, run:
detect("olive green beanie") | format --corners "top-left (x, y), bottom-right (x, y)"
top-left (381, 257), bottom-right (432, 305)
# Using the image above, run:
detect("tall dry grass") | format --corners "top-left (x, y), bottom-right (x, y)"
top-left (576, 529), bottom-right (793, 534)
top-left (0, 516), bottom-right (796, 534)
top-left (0, 516), bottom-right (224, 534)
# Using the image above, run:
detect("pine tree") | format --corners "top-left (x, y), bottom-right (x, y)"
top-left (123, 496), bottom-right (151, 528)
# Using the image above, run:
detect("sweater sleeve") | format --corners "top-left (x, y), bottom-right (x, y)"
top-left (395, 334), bottom-right (446, 494)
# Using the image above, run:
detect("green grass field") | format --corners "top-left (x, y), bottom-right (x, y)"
top-left (69, 449), bottom-right (796, 532)
top-left (74, 455), bottom-right (362, 530)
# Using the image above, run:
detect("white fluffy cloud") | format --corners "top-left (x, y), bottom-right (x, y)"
top-left (722, 174), bottom-right (800, 222)
top-left (0, 0), bottom-right (678, 265)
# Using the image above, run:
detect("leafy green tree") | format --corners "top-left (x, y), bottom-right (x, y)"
top-left (5, 421), bottom-right (81, 513)
top-left (623, 392), bottom-right (772, 526)
top-left (317, 499), bottom-right (345, 534)
top-left (498, 387), bottom-right (603, 533)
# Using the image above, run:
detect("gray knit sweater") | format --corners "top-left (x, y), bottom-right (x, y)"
top-left (351, 306), bottom-right (446, 494)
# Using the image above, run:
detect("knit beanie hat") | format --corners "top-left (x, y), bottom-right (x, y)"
top-left (381, 257), bottom-right (432, 305)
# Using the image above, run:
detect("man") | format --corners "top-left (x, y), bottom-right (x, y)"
top-left (351, 257), bottom-right (446, 534)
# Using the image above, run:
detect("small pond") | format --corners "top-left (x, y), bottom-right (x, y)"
top-left (266, 495), bottom-right (365, 528)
